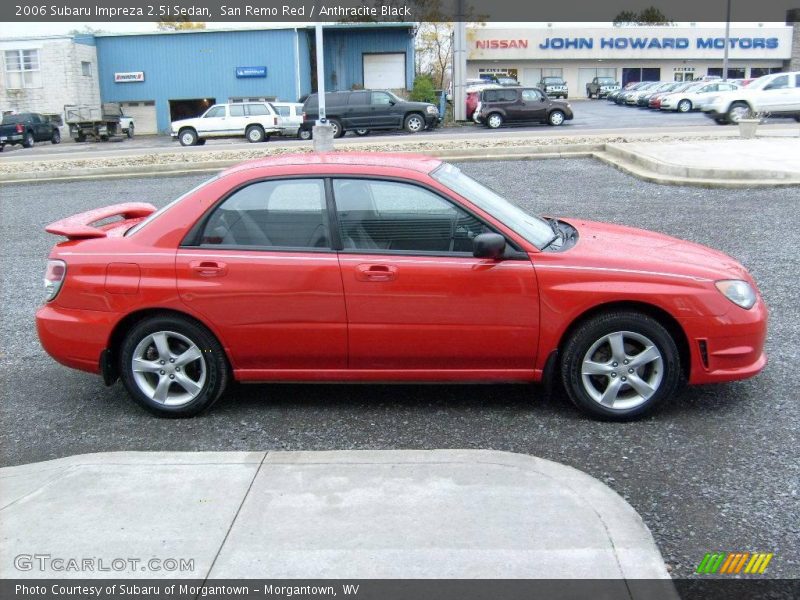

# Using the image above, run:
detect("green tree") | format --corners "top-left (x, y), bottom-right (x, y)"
top-left (614, 6), bottom-right (672, 26)
top-left (157, 18), bottom-right (206, 31)
top-left (410, 74), bottom-right (437, 103)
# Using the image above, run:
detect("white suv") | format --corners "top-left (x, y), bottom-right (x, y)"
top-left (170, 102), bottom-right (280, 146)
top-left (271, 102), bottom-right (304, 138)
top-left (704, 71), bottom-right (800, 124)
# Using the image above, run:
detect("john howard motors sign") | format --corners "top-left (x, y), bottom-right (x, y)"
top-left (469, 27), bottom-right (793, 60)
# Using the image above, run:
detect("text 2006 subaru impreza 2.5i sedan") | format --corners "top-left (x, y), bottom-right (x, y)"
top-left (36, 153), bottom-right (767, 420)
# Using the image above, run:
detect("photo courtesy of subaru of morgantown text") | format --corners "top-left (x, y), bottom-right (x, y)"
top-left (2, 0), bottom-right (800, 597)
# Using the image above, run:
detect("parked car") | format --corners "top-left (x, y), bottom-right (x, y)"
top-left (474, 87), bottom-right (573, 127)
top-left (299, 90), bottom-right (440, 139)
top-left (614, 81), bottom-right (652, 105)
top-left (660, 81), bottom-right (739, 113)
top-left (648, 82), bottom-right (696, 109)
top-left (704, 71), bottom-right (800, 124)
top-left (624, 82), bottom-right (662, 105)
top-left (586, 77), bottom-right (620, 99)
top-left (36, 153), bottom-right (767, 420)
top-left (539, 76), bottom-right (569, 99)
top-left (270, 102), bottom-right (304, 138)
top-left (635, 82), bottom-right (679, 107)
top-left (607, 82), bottom-right (639, 103)
top-left (466, 83), bottom-right (502, 120)
top-left (170, 102), bottom-right (280, 146)
top-left (0, 112), bottom-right (60, 150)
top-left (65, 103), bottom-right (135, 142)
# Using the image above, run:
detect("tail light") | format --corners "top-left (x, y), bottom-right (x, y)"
top-left (274, 116), bottom-right (278, 125)
top-left (44, 259), bottom-right (67, 302)
top-left (302, 112), bottom-right (306, 120)
top-left (16, 123), bottom-right (24, 133)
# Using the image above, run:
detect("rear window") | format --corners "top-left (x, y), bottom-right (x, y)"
top-left (1, 114), bottom-right (27, 124)
top-left (483, 89), bottom-right (518, 102)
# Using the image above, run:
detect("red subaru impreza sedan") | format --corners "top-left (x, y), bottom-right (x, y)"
top-left (36, 153), bottom-right (767, 419)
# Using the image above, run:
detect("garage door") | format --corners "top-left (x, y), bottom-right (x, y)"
top-left (363, 53), bottom-right (406, 90)
top-left (119, 101), bottom-right (157, 135)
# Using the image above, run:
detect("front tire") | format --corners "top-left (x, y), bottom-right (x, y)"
top-left (119, 315), bottom-right (229, 417)
top-left (560, 311), bottom-right (681, 420)
top-left (354, 129), bottom-right (369, 136)
top-left (404, 113), bottom-right (425, 133)
top-left (126, 125), bottom-right (134, 139)
top-left (548, 110), bottom-right (566, 126)
top-left (179, 128), bottom-right (198, 146)
top-left (677, 99), bottom-right (692, 113)
top-left (727, 101), bottom-right (751, 124)
top-left (51, 130), bottom-right (61, 144)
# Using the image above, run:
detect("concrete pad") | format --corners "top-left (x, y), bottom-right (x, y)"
top-left (211, 450), bottom-right (669, 579)
top-left (0, 450), bottom-right (670, 584)
top-left (0, 452), bottom-right (264, 579)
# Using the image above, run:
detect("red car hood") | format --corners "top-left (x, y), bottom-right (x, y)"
top-left (561, 218), bottom-right (752, 282)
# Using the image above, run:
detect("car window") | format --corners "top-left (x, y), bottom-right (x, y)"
top-left (204, 106), bottom-right (226, 118)
top-left (200, 179), bottom-right (329, 249)
top-left (521, 89), bottom-right (543, 102)
top-left (371, 92), bottom-right (394, 106)
top-left (229, 104), bottom-right (245, 117)
top-left (333, 179), bottom-right (492, 254)
top-left (274, 105), bottom-right (290, 117)
top-left (765, 75), bottom-right (789, 90)
top-left (796, 74), bottom-right (800, 87)
top-left (349, 92), bottom-right (369, 105)
top-left (328, 94), bottom-right (348, 107)
top-left (246, 103), bottom-right (270, 116)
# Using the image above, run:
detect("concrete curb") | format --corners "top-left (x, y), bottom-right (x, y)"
top-left (2, 138), bottom-right (798, 187)
top-left (0, 450), bottom-right (674, 586)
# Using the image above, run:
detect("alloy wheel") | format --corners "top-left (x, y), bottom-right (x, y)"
top-left (131, 331), bottom-right (207, 406)
top-left (580, 330), bottom-right (664, 410)
top-left (406, 116), bottom-right (423, 132)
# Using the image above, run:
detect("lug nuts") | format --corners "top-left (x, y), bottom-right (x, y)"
top-left (159, 360), bottom-right (165, 365)
top-left (612, 362), bottom-right (618, 367)
top-left (169, 374), bottom-right (175, 380)
top-left (621, 376), bottom-right (627, 382)
top-left (169, 358), bottom-right (175, 363)
top-left (628, 368), bottom-right (634, 374)
top-left (175, 367), bottom-right (181, 372)
top-left (623, 359), bottom-right (629, 365)
top-left (611, 372), bottom-right (617, 377)
top-left (159, 370), bottom-right (165, 375)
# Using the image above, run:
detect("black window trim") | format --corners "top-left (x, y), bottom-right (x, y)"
top-left (180, 173), bottom-right (528, 260)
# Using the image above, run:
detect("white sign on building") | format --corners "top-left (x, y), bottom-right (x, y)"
top-left (114, 71), bottom-right (144, 83)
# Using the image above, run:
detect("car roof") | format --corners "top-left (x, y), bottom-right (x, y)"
top-left (222, 152), bottom-right (443, 176)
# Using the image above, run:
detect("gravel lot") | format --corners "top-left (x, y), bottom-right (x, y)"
top-left (1, 159), bottom-right (798, 578)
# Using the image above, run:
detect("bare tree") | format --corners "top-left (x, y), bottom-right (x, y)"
top-left (613, 6), bottom-right (673, 26)
top-left (157, 18), bottom-right (206, 31)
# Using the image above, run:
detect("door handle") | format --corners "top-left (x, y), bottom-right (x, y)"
top-left (190, 260), bottom-right (227, 277)
top-left (355, 264), bottom-right (397, 282)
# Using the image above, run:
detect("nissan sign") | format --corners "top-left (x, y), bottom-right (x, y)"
top-left (114, 72), bottom-right (144, 83)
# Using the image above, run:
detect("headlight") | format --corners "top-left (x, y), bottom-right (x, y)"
top-left (426, 105), bottom-right (438, 114)
top-left (44, 259), bottom-right (67, 302)
top-left (715, 280), bottom-right (757, 309)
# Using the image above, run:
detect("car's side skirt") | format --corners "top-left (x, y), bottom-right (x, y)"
top-left (235, 368), bottom-right (541, 384)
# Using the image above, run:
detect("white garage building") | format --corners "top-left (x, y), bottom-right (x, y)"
top-left (467, 24), bottom-right (794, 94)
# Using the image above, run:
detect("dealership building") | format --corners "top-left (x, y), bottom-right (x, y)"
top-left (1, 24), bottom-right (415, 134)
top-left (467, 23), bottom-right (795, 93)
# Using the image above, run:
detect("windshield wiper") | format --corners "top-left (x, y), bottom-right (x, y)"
top-left (540, 217), bottom-right (565, 251)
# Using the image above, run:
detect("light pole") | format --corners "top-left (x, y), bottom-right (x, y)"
top-left (452, 0), bottom-right (467, 121)
top-left (312, 22), bottom-right (334, 151)
top-left (722, 0), bottom-right (732, 80)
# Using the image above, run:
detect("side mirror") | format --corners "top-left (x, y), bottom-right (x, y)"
top-left (473, 233), bottom-right (506, 259)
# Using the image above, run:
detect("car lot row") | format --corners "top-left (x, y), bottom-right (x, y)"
top-left (602, 71), bottom-right (800, 124)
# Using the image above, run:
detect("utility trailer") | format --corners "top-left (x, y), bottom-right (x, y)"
top-left (64, 103), bottom-right (135, 142)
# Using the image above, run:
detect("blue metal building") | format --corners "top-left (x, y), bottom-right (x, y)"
top-left (94, 24), bottom-right (415, 134)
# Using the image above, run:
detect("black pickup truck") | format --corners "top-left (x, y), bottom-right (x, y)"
top-left (0, 113), bottom-right (61, 151)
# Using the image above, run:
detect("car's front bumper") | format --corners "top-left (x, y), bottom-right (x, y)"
top-left (680, 298), bottom-right (768, 385)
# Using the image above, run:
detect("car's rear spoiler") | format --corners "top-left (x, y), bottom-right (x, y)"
top-left (45, 203), bottom-right (157, 240)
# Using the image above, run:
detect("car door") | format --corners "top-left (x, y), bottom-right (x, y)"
top-left (176, 178), bottom-right (347, 372)
top-left (500, 89), bottom-right (524, 121)
top-left (196, 105), bottom-right (228, 137)
top-left (759, 74), bottom-right (794, 113)
top-left (332, 177), bottom-right (539, 374)
top-left (345, 91), bottom-right (371, 129)
top-left (227, 103), bottom-right (251, 135)
top-left (370, 91), bottom-right (400, 127)
top-left (245, 103), bottom-right (276, 131)
top-left (29, 114), bottom-right (46, 140)
top-left (519, 89), bottom-right (548, 122)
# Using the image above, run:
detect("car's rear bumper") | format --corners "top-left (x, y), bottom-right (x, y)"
top-left (0, 134), bottom-right (23, 143)
top-left (680, 299), bottom-right (768, 385)
top-left (36, 304), bottom-right (117, 375)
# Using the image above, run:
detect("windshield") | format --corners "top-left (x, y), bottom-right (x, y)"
top-left (597, 78), bottom-right (615, 84)
top-left (125, 175), bottom-right (220, 236)
top-left (542, 77), bottom-right (564, 83)
top-left (431, 163), bottom-right (553, 249)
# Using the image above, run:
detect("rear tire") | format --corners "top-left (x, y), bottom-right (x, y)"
top-left (298, 128), bottom-right (312, 140)
top-left (179, 128), bottom-right (198, 146)
top-left (119, 315), bottom-right (229, 418)
top-left (22, 132), bottom-right (34, 148)
top-left (560, 311), bottom-right (681, 420)
top-left (677, 99), bottom-right (692, 113)
top-left (354, 129), bottom-right (370, 136)
top-left (246, 125), bottom-right (265, 143)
